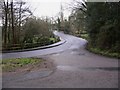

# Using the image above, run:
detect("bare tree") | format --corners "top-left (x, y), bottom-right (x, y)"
top-left (1, 0), bottom-right (33, 50)
top-left (2, 0), bottom-right (9, 48)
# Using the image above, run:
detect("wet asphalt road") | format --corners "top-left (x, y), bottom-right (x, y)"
top-left (2, 31), bottom-right (85, 59)
top-left (2, 31), bottom-right (119, 88)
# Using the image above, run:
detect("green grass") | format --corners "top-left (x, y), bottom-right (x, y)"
top-left (86, 45), bottom-right (120, 59)
top-left (49, 38), bottom-right (57, 43)
top-left (2, 58), bottom-right (42, 72)
top-left (80, 34), bottom-right (89, 40)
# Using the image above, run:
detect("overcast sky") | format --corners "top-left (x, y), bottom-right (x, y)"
top-left (25, 0), bottom-right (73, 18)
top-left (0, 0), bottom-right (74, 26)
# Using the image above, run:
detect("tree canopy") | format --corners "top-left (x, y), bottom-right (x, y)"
top-left (69, 1), bottom-right (120, 57)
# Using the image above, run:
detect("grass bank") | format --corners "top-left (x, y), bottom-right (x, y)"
top-left (2, 58), bottom-right (43, 72)
top-left (86, 44), bottom-right (120, 59)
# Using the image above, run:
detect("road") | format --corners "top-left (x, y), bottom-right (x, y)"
top-left (2, 31), bottom-right (119, 88)
top-left (2, 31), bottom-right (86, 59)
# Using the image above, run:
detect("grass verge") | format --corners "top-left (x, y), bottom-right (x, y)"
top-left (80, 34), bottom-right (89, 40)
top-left (2, 58), bottom-right (43, 72)
top-left (86, 44), bottom-right (120, 59)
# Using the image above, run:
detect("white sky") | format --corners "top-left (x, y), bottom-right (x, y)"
top-left (25, 0), bottom-right (73, 18)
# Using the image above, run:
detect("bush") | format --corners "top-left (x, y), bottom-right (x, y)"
top-left (2, 17), bottom-right (61, 51)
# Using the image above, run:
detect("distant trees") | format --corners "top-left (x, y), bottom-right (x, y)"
top-left (63, 19), bottom-right (71, 34)
top-left (56, 17), bottom-right (71, 34)
top-left (68, 1), bottom-right (87, 36)
top-left (57, 17), bottom-right (61, 31)
top-left (69, 10), bottom-right (86, 36)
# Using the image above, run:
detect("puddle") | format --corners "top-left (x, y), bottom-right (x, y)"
top-left (70, 51), bottom-right (85, 56)
top-left (57, 66), bottom-right (78, 71)
top-left (70, 52), bottom-right (78, 54)
top-left (24, 70), bottom-right (52, 79)
top-left (78, 53), bottom-right (85, 55)
top-left (52, 53), bottom-right (60, 56)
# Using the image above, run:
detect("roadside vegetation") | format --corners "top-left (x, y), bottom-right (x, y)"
top-left (1, 0), bottom-right (60, 51)
top-left (86, 46), bottom-right (120, 58)
top-left (85, 2), bottom-right (120, 58)
top-left (2, 58), bottom-right (43, 72)
top-left (57, 1), bottom-right (120, 58)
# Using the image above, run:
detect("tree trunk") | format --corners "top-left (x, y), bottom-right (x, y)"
top-left (3, 1), bottom-right (8, 48)
top-left (18, 2), bottom-right (22, 44)
top-left (11, 0), bottom-right (16, 44)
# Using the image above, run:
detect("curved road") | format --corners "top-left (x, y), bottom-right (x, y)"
top-left (2, 31), bottom-right (87, 59)
top-left (2, 31), bottom-right (119, 88)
